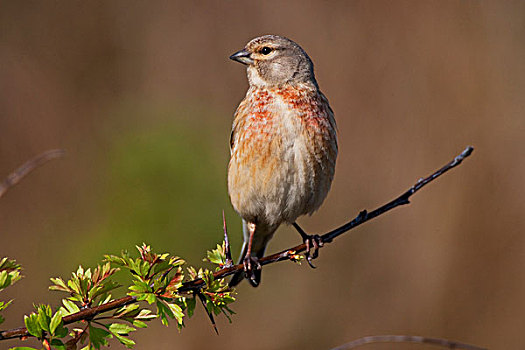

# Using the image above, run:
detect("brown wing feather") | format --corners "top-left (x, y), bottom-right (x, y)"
top-left (229, 96), bottom-right (250, 154)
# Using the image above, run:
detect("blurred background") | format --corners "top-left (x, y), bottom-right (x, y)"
top-left (1, 1), bottom-right (524, 349)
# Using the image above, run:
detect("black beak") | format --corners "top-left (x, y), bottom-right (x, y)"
top-left (229, 49), bottom-right (253, 65)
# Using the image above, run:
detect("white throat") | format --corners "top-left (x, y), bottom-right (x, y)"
top-left (247, 66), bottom-right (269, 88)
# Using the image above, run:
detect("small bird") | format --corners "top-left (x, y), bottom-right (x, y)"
top-left (228, 35), bottom-right (338, 287)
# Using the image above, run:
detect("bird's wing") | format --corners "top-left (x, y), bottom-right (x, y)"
top-left (229, 97), bottom-right (250, 154)
top-left (319, 91), bottom-right (338, 134)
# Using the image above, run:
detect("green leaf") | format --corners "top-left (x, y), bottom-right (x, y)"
top-left (50, 339), bottom-right (66, 350)
top-left (129, 280), bottom-right (150, 294)
top-left (67, 279), bottom-right (81, 296)
top-left (0, 257), bottom-right (21, 272)
top-left (155, 300), bottom-right (170, 326)
top-left (144, 293), bottom-right (157, 305)
top-left (49, 277), bottom-right (70, 292)
top-left (0, 300), bottom-right (13, 312)
top-left (114, 303), bottom-right (140, 318)
top-left (186, 297), bottom-right (196, 318)
top-left (136, 309), bottom-right (156, 320)
top-left (221, 305), bottom-right (235, 323)
top-left (0, 258), bottom-right (22, 292)
top-left (54, 323), bottom-right (69, 338)
top-left (166, 302), bottom-right (184, 325)
top-left (108, 323), bottom-right (135, 335)
top-left (152, 260), bottom-right (172, 276)
top-left (88, 280), bottom-right (121, 300)
top-left (24, 314), bottom-right (41, 338)
top-left (0, 270), bottom-right (8, 289)
top-left (49, 312), bottom-right (62, 335)
top-left (61, 299), bottom-right (80, 315)
top-left (132, 320), bottom-right (148, 328)
top-left (206, 244), bottom-right (226, 265)
top-left (113, 333), bottom-right (135, 348)
top-left (9, 347), bottom-right (39, 350)
top-left (36, 305), bottom-right (52, 333)
top-left (88, 324), bottom-right (112, 348)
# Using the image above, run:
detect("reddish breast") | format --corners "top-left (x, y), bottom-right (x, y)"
top-left (276, 85), bottom-right (332, 136)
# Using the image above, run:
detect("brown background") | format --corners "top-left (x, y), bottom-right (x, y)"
top-left (1, 1), bottom-right (524, 349)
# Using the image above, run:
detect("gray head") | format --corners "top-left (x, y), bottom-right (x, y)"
top-left (230, 35), bottom-right (317, 88)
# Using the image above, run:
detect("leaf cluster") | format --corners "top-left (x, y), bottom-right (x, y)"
top-left (0, 257), bottom-right (22, 325)
top-left (49, 264), bottom-right (120, 309)
top-left (5, 242), bottom-right (235, 350)
top-left (105, 244), bottom-right (187, 328)
top-left (22, 304), bottom-right (68, 349)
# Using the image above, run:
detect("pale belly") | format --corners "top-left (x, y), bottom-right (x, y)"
top-left (228, 121), bottom-right (334, 227)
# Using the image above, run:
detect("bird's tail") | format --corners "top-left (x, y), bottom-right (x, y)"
top-left (229, 220), bottom-right (277, 288)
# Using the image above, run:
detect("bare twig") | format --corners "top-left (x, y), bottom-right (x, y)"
top-left (0, 146), bottom-right (474, 342)
top-left (330, 334), bottom-right (486, 350)
top-left (0, 149), bottom-right (65, 199)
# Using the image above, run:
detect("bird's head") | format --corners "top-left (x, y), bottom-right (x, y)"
top-left (230, 35), bottom-right (317, 88)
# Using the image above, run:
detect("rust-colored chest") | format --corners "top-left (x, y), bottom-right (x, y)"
top-left (231, 85), bottom-right (334, 155)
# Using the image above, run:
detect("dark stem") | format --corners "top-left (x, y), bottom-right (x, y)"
top-left (0, 296), bottom-right (136, 340)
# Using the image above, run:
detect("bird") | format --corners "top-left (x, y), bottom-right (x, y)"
top-left (227, 35), bottom-right (338, 287)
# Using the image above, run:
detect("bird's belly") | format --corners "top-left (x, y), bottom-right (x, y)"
top-left (228, 128), bottom-right (332, 227)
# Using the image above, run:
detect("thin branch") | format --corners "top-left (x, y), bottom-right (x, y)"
top-left (0, 296), bottom-right (137, 340)
top-left (0, 146), bottom-right (474, 342)
top-left (330, 334), bottom-right (487, 350)
top-left (182, 145), bottom-right (475, 287)
top-left (0, 149), bottom-right (65, 199)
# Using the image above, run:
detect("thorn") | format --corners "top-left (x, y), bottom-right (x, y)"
top-left (196, 291), bottom-right (219, 335)
top-left (357, 210), bottom-right (368, 221)
top-left (399, 198), bottom-right (410, 205)
top-left (222, 210), bottom-right (233, 265)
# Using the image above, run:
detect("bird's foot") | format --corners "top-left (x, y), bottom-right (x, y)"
top-left (292, 222), bottom-right (323, 268)
top-left (243, 254), bottom-right (261, 285)
top-left (303, 234), bottom-right (323, 268)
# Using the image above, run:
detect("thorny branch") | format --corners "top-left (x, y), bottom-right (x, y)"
top-left (0, 149), bottom-right (65, 199)
top-left (184, 145), bottom-right (475, 285)
top-left (1, 146), bottom-right (476, 347)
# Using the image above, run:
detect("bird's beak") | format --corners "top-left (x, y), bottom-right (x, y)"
top-left (229, 49), bottom-right (253, 65)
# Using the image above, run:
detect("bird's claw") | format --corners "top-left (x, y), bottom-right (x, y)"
top-left (304, 234), bottom-right (323, 268)
top-left (243, 254), bottom-right (261, 283)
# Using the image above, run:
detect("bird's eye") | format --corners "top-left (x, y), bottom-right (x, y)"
top-left (260, 47), bottom-right (273, 55)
